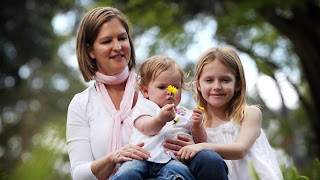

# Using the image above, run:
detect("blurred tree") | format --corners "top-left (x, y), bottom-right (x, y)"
top-left (0, 0), bottom-right (86, 177)
top-left (2, 0), bottom-right (319, 178)
top-left (103, 0), bottom-right (320, 170)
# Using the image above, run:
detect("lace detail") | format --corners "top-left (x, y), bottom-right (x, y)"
top-left (206, 121), bottom-right (238, 143)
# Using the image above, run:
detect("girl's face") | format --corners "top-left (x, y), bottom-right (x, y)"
top-left (141, 70), bottom-right (182, 108)
top-left (88, 18), bottom-right (131, 76)
top-left (197, 60), bottom-right (240, 109)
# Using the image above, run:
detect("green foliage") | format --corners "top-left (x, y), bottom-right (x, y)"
top-left (9, 119), bottom-right (71, 180)
top-left (249, 158), bottom-right (320, 180)
top-left (0, 0), bottom-right (85, 177)
top-left (279, 158), bottom-right (320, 180)
top-left (312, 158), bottom-right (320, 179)
top-left (0, 172), bottom-right (8, 180)
top-left (250, 161), bottom-right (260, 180)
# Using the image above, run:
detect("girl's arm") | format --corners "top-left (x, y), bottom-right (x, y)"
top-left (135, 104), bottom-right (175, 136)
top-left (191, 108), bottom-right (207, 143)
top-left (178, 106), bottom-right (262, 160)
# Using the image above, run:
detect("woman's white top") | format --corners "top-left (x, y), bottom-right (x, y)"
top-left (66, 85), bottom-right (131, 180)
top-left (130, 95), bottom-right (192, 163)
top-left (206, 121), bottom-right (283, 180)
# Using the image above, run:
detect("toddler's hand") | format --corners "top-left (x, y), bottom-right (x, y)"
top-left (191, 108), bottom-right (204, 128)
top-left (159, 104), bottom-right (175, 123)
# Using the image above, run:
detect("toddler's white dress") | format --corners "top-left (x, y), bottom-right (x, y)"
top-left (206, 121), bottom-right (283, 180)
top-left (130, 95), bottom-right (192, 163)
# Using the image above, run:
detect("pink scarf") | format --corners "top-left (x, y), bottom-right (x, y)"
top-left (94, 66), bottom-right (135, 155)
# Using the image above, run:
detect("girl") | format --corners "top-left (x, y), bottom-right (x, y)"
top-left (177, 46), bottom-right (283, 180)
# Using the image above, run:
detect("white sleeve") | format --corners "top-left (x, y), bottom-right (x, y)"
top-left (66, 95), bottom-right (98, 180)
top-left (131, 96), bottom-right (160, 125)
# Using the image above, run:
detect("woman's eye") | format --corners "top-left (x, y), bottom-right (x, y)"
top-left (102, 40), bottom-right (111, 44)
top-left (119, 36), bottom-right (128, 41)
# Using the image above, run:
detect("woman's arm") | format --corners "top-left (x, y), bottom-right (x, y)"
top-left (67, 95), bottom-right (149, 180)
top-left (91, 143), bottom-right (149, 180)
top-left (177, 106), bottom-right (262, 160)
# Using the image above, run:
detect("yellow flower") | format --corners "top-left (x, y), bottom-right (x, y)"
top-left (173, 118), bottom-right (180, 126)
top-left (197, 105), bottom-right (204, 110)
top-left (167, 85), bottom-right (178, 94)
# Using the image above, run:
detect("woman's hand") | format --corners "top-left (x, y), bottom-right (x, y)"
top-left (91, 143), bottom-right (149, 180)
top-left (163, 135), bottom-right (195, 156)
top-left (110, 142), bottom-right (149, 164)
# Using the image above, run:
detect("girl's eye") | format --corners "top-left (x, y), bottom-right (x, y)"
top-left (159, 86), bottom-right (166, 90)
top-left (205, 79), bottom-right (213, 82)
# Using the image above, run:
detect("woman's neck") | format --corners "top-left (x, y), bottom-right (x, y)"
top-left (105, 81), bottom-right (126, 91)
top-left (105, 82), bottom-right (126, 110)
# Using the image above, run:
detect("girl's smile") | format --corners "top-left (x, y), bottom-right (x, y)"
top-left (197, 60), bottom-right (240, 109)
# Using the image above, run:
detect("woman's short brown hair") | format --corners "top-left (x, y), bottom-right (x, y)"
top-left (76, 7), bottom-right (136, 82)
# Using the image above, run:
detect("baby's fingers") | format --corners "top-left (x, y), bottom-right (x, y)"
top-left (163, 104), bottom-right (175, 111)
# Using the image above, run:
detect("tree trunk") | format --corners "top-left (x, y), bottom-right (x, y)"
top-left (259, 3), bottom-right (320, 159)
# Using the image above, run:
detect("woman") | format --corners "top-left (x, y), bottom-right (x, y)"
top-left (67, 6), bottom-right (228, 180)
top-left (67, 7), bottom-right (149, 179)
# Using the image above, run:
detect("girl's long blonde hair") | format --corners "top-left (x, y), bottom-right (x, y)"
top-left (192, 46), bottom-right (247, 125)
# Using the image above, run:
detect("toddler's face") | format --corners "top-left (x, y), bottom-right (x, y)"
top-left (141, 70), bottom-right (182, 108)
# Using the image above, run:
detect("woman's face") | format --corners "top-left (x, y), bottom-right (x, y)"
top-left (88, 18), bottom-right (131, 76)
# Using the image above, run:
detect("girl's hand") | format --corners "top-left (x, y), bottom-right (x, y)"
top-left (177, 144), bottom-right (204, 161)
top-left (110, 143), bottom-right (149, 164)
top-left (163, 135), bottom-right (194, 156)
top-left (191, 108), bottom-right (204, 128)
top-left (158, 104), bottom-right (175, 123)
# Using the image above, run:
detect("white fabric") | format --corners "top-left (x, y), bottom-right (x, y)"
top-left (66, 85), bottom-right (131, 180)
top-left (206, 121), bottom-right (283, 180)
top-left (130, 95), bottom-right (192, 163)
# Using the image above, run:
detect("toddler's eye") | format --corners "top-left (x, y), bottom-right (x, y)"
top-left (159, 86), bottom-right (166, 90)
